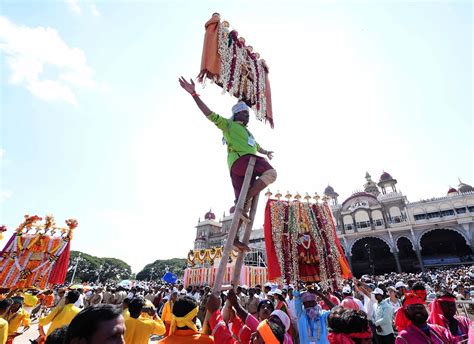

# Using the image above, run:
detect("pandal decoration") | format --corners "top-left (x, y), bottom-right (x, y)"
top-left (187, 247), bottom-right (239, 267)
top-left (264, 191), bottom-right (352, 289)
top-left (0, 215), bottom-right (77, 289)
top-left (183, 266), bottom-right (268, 288)
top-left (198, 13), bottom-right (274, 128)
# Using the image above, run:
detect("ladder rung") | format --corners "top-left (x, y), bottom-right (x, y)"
top-left (239, 214), bottom-right (251, 223)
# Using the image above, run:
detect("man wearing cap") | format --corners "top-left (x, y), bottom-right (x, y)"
top-left (395, 293), bottom-right (455, 344)
top-left (386, 286), bottom-right (401, 313)
top-left (295, 288), bottom-right (336, 344)
top-left (394, 282), bottom-right (407, 298)
top-left (372, 288), bottom-right (395, 344)
top-left (4, 296), bottom-right (30, 343)
top-left (340, 286), bottom-right (363, 311)
top-left (179, 77), bottom-right (277, 252)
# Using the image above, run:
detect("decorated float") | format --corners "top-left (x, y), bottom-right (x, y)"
top-left (184, 246), bottom-right (268, 287)
top-left (0, 215), bottom-right (77, 289)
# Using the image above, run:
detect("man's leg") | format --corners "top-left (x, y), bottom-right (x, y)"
top-left (242, 158), bottom-right (277, 215)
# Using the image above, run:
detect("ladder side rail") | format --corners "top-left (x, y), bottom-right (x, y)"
top-left (231, 193), bottom-right (259, 287)
top-left (211, 156), bottom-right (256, 294)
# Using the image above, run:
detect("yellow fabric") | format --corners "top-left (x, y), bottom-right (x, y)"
top-left (39, 303), bottom-right (80, 336)
top-left (161, 301), bottom-right (173, 323)
top-left (257, 320), bottom-right (279, 344)
top-left (6, 308), bottom-right (30, 335)
top-left (124, 316), bottom-right (165, 344)
top-left (122, 309), bottom-right (130, 320)
top-left (0, 318), bottom-right (7, 344)
top-left (23, 293), bottom-right (38, 308)
top-left (169, 307), bottom-right (199, 334)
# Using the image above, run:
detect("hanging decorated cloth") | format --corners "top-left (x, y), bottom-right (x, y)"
top-left (264, 199), bottom-right (352, 289)
top-left (198, 13), bottom-right (274, 128)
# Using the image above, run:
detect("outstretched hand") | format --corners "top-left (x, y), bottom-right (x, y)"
top-left (227, 289), bottom-right (239, 307)
top-left (266, 151), bottom-right (274, 160)
top-left (179, 77), bottom-right (196, 94)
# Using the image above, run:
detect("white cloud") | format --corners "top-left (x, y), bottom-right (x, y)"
top-left (0, 16), bottom-right (103, 105)
top-left (0, 191), bottom-right (11, 203)
top-left (66, 0), bottom-right (81, 14)
top-left (90, 4), bottom-right (100, 17)
top-left (65, 0), bottom-right (100, 16)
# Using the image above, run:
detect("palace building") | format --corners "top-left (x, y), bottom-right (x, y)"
top-left (192, 173), bottom-right (474, 276)
top-left (328, 173), bottom-right (474, 276)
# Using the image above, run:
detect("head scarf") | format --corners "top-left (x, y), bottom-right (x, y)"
top-left (394, 293), bottom-right (424, 332)
top-left (257, 320), bottom-right (280, 344)
top-left (412, 289), bottom-right (427, 302)
top-left (428, 295), bottom-right (456, 328)
top-left (232, 101), bottom-right (249, 115)
top-left (169, 306), bottom-right (199, 334)
top-left (271, 310), bottom-right (290, 332)
top-left (302, 292), bottom-right (317, 303)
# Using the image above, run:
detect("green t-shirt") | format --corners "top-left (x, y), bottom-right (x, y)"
top-left (208, 112), bottom-right (260, 170)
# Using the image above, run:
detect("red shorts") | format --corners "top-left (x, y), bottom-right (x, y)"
top-left (230, 154), bottom-right (274, 201)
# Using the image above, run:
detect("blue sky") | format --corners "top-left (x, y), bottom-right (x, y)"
top-left (0, 0), bottom-right (472, 272)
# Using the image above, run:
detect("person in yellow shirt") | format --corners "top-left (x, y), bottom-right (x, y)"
top-left (0, 299), bottom-right (13, 344)
top-left (64, 304), bottom-right (125, 344)
top-left (5, 296), bottom-right (30, 343)
top-left (124, 297), bottom-right (165, 344)
top-left (161, 292), bottom-right (177, 336)
top-left (121, 298), bottom-right (130, 320)
top-left (39, 290), bottom-right (80, 339)
top-left (23, 290), bottom-right (39, 315)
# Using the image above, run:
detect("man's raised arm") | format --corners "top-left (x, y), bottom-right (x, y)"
top-left (179, 77), bottom-right (212, 117)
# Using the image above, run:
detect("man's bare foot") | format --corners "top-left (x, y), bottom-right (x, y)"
top-left (242, 199), bottom-right (252, 218)
top-left (233, 239), bottom-right (251, 252)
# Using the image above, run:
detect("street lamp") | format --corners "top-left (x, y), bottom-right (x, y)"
top-left (70, 253), bottom-right (82, 284)
top-left (365, 243), bottom-right (375, 276)
top-left (150, 267), bottom-right (155, 282)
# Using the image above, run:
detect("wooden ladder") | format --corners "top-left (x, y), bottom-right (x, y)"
top-left (203, 156), bottom-right (259, 332)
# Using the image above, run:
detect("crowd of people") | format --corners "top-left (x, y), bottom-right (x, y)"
top-left (0, 265), bottom-right (472, 344)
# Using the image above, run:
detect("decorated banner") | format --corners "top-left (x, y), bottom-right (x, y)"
top-left (264, 199), bottom-right (352, 289)
top-left (183, 266), bottom-right (268, 288)
top-left (0, 215), bottom-right (77, 289)
top-left (187, 246), bottom-right (239, 267)
top-left (198, 13), bottom-right (274, 127)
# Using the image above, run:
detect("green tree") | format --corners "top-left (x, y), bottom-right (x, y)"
top-left (66, 250), bottom-right (131, 284)
top-left (136, 258), bottom-right (186, 281)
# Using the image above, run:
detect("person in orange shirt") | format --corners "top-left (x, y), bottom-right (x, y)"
top-left (158, 296), bottom-right (213, 344)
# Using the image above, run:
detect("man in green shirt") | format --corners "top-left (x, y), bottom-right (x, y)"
top-left (179, 77), bottom-right (277, 251)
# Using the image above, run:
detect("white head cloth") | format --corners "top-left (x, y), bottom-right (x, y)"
top-left (271, 310), bottom-right (290, 332)
top-left (232, 101), bottom-right (250, 115)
